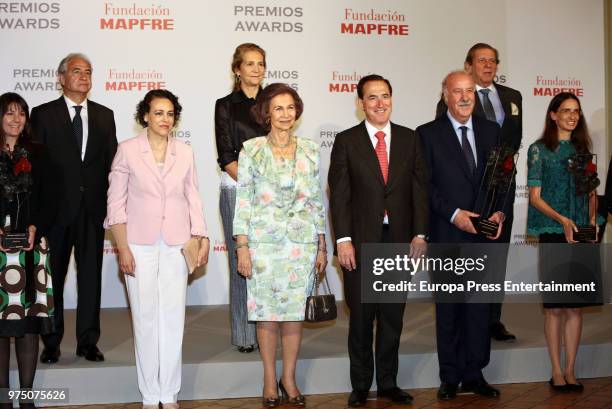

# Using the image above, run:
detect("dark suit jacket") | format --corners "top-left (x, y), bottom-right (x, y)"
top-left (328, 121), bottom-right (428, 258)
top-left (31, 96), bottom-right (117, 227)
top-left (435, 82), bottom-right (522, 151)
top-left (417, 115), bottom-right (501, 243)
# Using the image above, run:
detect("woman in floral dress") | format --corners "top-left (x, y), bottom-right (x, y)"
top-left (234, 83), bottom-right (327, 407)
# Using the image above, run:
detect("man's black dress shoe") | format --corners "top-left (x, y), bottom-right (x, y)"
top-left (40, 347), bottom-right (60, 364)
top-left (76, 345), bottom-right (105, 362)
top-left (491, 322), bottom-right (516, 342)
top-left (377, 387), bottom-right (413, 404)
top-left (437, 382), bottom-right (457, 400)
top-left (347, 390), bottom-right (368, 407)
top-left (461, 379), bottom-right (500, 397)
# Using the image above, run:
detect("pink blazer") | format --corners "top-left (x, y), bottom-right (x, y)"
top-left (104, 130), bottom-right (207, 245)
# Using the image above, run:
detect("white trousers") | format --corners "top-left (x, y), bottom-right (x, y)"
top-left (126, 239), bottom-right (188, 405)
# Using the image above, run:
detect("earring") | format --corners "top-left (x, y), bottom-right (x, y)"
top-left (235, 74), bottom-right (241, 84)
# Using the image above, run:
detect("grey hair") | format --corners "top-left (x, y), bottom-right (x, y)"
top-left (441, 69), bottom-right (470, 97)
top-left (57, 53), bottom-right (92, 75)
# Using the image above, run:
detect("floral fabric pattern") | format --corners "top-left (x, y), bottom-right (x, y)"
top-left (527, 140), bottom-right (603, 236)
top-left (233, 136), bottom-right (325, 321)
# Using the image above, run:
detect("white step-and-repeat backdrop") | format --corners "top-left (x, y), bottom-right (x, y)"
top-left (0, 0), bottom-right (606, 307)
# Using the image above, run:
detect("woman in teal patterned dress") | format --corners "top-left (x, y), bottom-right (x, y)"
top-left (0, 93), bottom-right (55, 409)
top-left (234, 83), bottom-right (327, 407)
top-left (527, 92), bottom-right (603, 392)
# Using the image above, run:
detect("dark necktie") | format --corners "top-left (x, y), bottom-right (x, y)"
top-left (374, 131), bottom-right (389, 184)
top-left (479, 89), bottom-right (497, 123)
top-left (72, 105), bottom-right (83, 156)
top-left (460, 126), bottom-right (476, 175)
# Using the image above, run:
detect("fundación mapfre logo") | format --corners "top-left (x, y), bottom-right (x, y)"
top-left (233, 4), bottom-right (303, 32)
top-left (11, 67), bottom-right (60, 92)
top-left (101, 2), bottom-right (174, 30)
top-left (106, 68), bottom-right (166, 92)
top-left (533, 75), bottom-right (583, 97)
top-left (341, 8), bottom-right (408, 36)
top-left (0, 2), bottom-right (60, 29)
top-left (329, 70), bottom-right (364, 93)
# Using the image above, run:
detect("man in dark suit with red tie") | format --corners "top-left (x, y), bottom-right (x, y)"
top-left (31, 53), bottom-right (118, 364)
top-left (436, 43), bottom-right (522, 341)
top-left (418, 70), bottom-right (504, 400)
top-left (328, 74), bottom-right (429, 407)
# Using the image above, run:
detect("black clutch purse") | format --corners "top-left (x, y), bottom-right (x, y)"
top-left (305, 273), bottom-right (337, 323)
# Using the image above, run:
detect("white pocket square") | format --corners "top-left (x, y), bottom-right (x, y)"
top-left (511, 102), bottom-right (519, 116)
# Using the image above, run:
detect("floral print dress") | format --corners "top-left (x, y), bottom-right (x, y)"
top-left (234, 136), bottom-right (325, 321)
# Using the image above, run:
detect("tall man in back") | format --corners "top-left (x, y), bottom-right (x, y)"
top-left (436, 43), bottom-right (522, 341)
top-left (31, 53), bottom-right (118, 364)
top-left (419, 70), bottom-right (504, 400)
top-left (328, 74), bottom-right (429, 407)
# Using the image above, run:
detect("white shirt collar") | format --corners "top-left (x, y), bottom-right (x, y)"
top-left (63, 95), bottom-right (88, 111)
top-left (476, 83), bottom-right (497, 94)
top-left (364, 120), bottom-right (391, 138)
top-left (446, 112), bottom-right (473, 132)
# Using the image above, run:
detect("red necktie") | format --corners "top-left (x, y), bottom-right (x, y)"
top-left (375, 131), bottom-right (389, 184)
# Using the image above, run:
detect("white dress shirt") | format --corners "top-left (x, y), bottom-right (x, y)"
top-left (64, 96), bottom-right (89, 160)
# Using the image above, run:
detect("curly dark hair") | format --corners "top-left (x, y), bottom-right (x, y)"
top-left (251, 83), bottom-right (303, 132)
top-left (135, 89), bottom-right (182, 128)
top-left (0, 92), bottom-right (31, 148)
top-left (540, 92), bottom-right (591, 154)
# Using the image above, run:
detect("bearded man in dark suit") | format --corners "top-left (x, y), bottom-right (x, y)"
top-left (31, 53), bottom-right (118, 364)
top-left (328, 74), bottom-right (429, 407)
top-left (436, 43), bottom-right (522, 341)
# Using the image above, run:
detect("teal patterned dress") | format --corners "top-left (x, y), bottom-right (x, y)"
top-left (527, 140), bottom-right (603, 235)
top-left (233, 137), bottom-right (326, 321)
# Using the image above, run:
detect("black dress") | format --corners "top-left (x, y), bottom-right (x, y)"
top-left (0, 142), bottom-right (55, 336)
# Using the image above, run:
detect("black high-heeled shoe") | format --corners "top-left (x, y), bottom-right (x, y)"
top-left (262, 384), bottom-right (281, 408)
top-left (279, 379), bottom-right (306, 407)
top-left (564, 377), bottom-right (584, 393)
top-left (548, 378), bottom-right (570, 392)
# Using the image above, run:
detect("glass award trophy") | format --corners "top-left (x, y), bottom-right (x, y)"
top-left (567, 153), bottom-right (599, 242)
top-left (1, 215), bottom-right (29, 250)
top-left (471, 145), bottom-right (518, 236)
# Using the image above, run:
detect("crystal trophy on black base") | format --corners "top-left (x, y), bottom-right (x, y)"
top-left (471, 145), bottom-right (518, 236)
top-left (1, 215), bottom-right (29, 250)
top-left (567, 153), bottom-right (599, 242)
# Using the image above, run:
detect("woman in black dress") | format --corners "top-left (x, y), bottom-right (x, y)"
top-left (0, 92), bottom-right (55, 409)
top-left (215, 43), bottom-right (266, 353)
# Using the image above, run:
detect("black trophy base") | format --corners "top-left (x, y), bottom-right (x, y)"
top-left (575, 225), bottom-right (596, 242)
top-left (2, 232), bottom-right (29, 250)
top-left (470, 217), bottom-right (499, 237)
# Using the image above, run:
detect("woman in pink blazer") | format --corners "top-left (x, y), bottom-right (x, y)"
top-left (104, 89), bottom-right (209, 409)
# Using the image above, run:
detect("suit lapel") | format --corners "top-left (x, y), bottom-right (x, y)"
top-left (137, 131), bottom-right (162, 182)
top-left (496, 85), bottom-right (512, 126)
top-left (386, 123), bottom-right (408, 190)
top-left (83, 100), bottom-right (97, 163)
top-left (474, 92), bottom-right (486, 118)
top-left (161, 137), bottom-right (177, 179)
top-left (354, 122), bottom-right (385, 186)
top-left (472, 118), bottom-right (491, 181)
top-left (54, 97), bottom-right (81, 160)
top-left (440, 117), bottom-right (474, 182)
